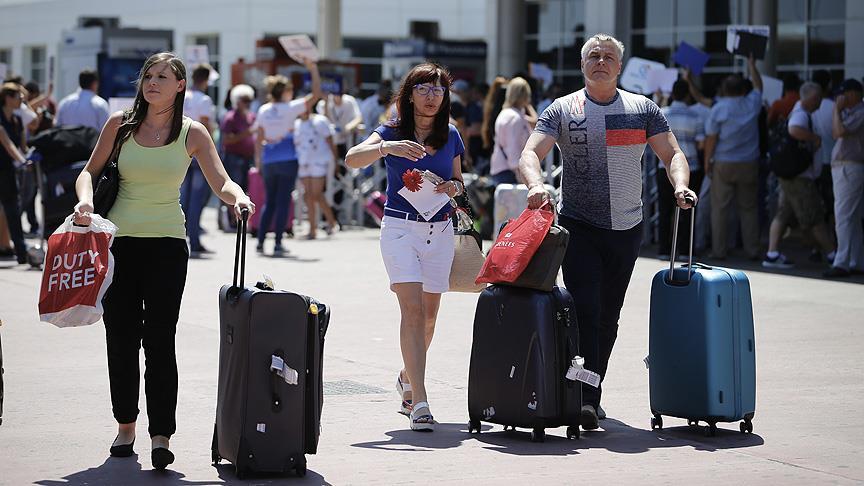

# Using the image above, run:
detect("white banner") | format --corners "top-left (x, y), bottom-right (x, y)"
top-left (620, 57), bottom-right (666, 95)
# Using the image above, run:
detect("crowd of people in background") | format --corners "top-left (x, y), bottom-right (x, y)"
top-left (1, 51), bottom-right (862, 277)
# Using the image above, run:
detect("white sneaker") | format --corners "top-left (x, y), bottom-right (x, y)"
top-left (762, 253), bottom-right (795, 269)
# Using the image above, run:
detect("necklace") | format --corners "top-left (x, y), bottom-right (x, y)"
top-left (147, 119), bottom-right (172, 142)
top-left (415, 126), bottom-right (431, 145)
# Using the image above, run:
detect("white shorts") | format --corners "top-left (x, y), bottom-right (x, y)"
top-left (298, 159), bottom-right (330, 178)
top-left (379, 215), bottom-right (454, 293)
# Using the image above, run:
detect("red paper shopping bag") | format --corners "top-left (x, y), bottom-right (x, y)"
top-left (476, 205), bottom-right (554, 284)
top-left (38, 214), bottom-right (117, 327)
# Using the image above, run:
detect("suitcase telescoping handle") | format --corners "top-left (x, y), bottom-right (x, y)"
top-left (232, 208), bottom-right (250, 289)
top-left (668, 196), bottom-right (696, 285)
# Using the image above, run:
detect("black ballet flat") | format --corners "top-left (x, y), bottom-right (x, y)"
top-left (151, 447), bottom-right (175, 470)
top-left (109, 436), bottom-right (135, 457)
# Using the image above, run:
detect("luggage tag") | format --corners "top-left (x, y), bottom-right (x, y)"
top-left (565, 356), bottom-right (601, 388)
top-left (270, 355), bottom-right (299, 385)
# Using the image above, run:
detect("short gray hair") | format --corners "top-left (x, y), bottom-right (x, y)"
top-left (799, 81), bottom-right (822, 100)
top-left (581, 33), bottom-right (625, 61)
top-left (229, 84), bottom-right (255, 107)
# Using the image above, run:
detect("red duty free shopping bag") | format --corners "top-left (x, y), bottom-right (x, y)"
top-left (476, 204), bottom-right (554, 284)
top-left (38, 214), bottom-right (117, 327)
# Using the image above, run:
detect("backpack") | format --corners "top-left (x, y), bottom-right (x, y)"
top-left (768, 114), bottom-right (812, 179)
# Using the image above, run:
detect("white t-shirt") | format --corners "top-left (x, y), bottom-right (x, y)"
top-left (360, 94), bottom-right (387, 137)
top-left (787, 106), bottom-right (822, 180)
top-left (812, 98), bottom-right (835, 166)
top-left (254, 99), bottom-right (307, 142)
top-left (294, 114), bottom-right (334, 165)
top-left (183, 89), bottom-right (214, 123)
top-left (316, 94), bottom-right (360, 145)
top-left (491, 107), bottom-right (532, 175)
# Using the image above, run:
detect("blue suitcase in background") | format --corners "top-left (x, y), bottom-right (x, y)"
top-left (648, 206), bottom-right (756, 436)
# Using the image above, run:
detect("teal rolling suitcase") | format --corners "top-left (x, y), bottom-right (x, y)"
top-left (648, 206), bottom-right (756, 436)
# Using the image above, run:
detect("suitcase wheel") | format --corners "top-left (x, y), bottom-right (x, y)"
top-left (739, 418), bottom-right (753, 434)
top-left (687, 419), bottom-right (699, 427)
top-left (468, 419), bottom-right (481, 434)
top-left (295, 463), bottom-right (307, 477)
top-left (704, 422), bottom-right (718, 437)
top-left (651, 415), bottom-right (663, 430)
top-left (530, 428), bottom-right (545, 443)
top-left (567, 426), bottom-right (580, 440)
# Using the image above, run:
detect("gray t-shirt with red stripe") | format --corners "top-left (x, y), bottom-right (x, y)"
top-left (535, 88), bottom-right (669, 230)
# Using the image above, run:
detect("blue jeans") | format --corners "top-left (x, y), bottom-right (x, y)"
top-left (258, 160), bottom-right (298, 247)
top-left (491, 169), bottom-right (518, 186)
top-left (179, 159), bottom-right (211, 249)
top-left (223, 153), bottom-right (252, 192)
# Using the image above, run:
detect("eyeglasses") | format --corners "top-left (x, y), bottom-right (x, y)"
top-left (413, 84), bottom-right (446, 97)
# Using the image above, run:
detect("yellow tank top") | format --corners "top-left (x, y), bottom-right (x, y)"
top-left (107, 117), bottom-right (193, 238)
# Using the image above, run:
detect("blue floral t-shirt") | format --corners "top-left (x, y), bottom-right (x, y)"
top-left (374, 123), bottom-right (465, 220)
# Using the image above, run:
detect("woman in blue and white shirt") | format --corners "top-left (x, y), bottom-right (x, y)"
top-left (346, 63), bottom-right (465, 432)
top-left (253, 59), bottom-right (322, 255)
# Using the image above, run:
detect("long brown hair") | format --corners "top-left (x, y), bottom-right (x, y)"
top-left (389, 62), bottom-right (452, 149)
top-left (481, 76), bottom-right (508, 150)
top-left (115, 52), bottom-right (187, 149)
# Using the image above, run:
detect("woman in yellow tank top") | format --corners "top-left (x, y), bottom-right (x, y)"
top-left (72, 52), bottom-right (254, 471)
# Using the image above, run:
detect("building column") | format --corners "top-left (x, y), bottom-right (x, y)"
top-left (751, 0), bottom-right (778, 76)
top-left (317, 0), bottom-right (342, 59)
top-left (846, 0), bottom-right (864, 80)
top-left (489, 0), bottom-right (525, 78)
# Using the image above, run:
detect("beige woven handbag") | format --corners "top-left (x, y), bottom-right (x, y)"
top-left (449, 210), bottom-right (487, 293)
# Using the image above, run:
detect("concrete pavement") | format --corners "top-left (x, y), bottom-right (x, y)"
top-left (0, 208), bottom-right (862, 485)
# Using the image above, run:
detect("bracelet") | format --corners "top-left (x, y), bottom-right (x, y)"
top-left (378, 141), bottom-right (386, 158)
top-left (448, 178), bottom-right (464, 196)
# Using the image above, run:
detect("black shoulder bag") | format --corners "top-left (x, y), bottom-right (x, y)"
top-left (768, 113), bottom-right (813, 180)
top-left (92, 125), bottom-right (127, 216)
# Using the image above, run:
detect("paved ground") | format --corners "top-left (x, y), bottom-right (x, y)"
top-left (1, 208), bottom-right (862, 485)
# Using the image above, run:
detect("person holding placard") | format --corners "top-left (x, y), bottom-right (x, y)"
top-left (253, 58), bottom-right (322, 255)
top-left (345, 63), bottom-right (465, 432)
top-left (703, 55), bottom-right (764, 260)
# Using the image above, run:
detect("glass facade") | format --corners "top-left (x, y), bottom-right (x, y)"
top-left (525, 0), bottom-right (586, 92)
top-left (630, 0), bottom-right (849, 95)
top-left (524, 0), bottom-right (855, 97)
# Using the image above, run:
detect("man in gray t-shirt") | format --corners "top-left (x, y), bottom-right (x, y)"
top-left (520, 33), bottom-right (698, 430)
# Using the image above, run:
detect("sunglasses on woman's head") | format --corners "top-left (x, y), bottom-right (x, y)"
top-left (413, 84), bottom-right (446, 97)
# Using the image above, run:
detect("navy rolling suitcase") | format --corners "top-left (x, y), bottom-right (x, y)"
top-left (648, 206), bottom-right (756, 436)
top-left (212, 211), bottom-right (329, 478)
top-left (468, 285), bottom-right (581, 441)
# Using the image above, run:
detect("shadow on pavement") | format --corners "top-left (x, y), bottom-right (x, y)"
top-left (471, 418), bottom-right (763, 456)
top-left (35, 456), bottom-right (330, 485)
top-left (352, 418), bottom-right (763, 457)
top-left (351, 422), bottom-right (475, 451)
top-left (35, 456), bottom-right (194, 486)
top-left (214, 463), bottom-right (331, 485)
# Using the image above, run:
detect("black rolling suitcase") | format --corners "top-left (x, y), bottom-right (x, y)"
top-left (212, 211), bottom-right (329, 478)
top-left (467, 285), bottom-right (581, 441)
